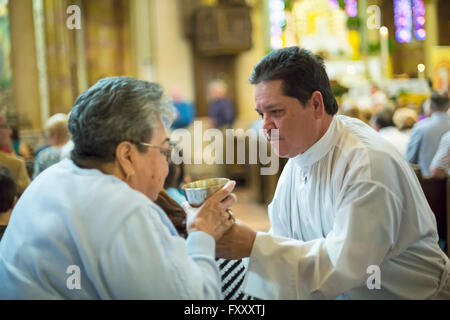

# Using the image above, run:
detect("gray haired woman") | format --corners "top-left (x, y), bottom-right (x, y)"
top-left (0, 76), bottom-right (236, 299)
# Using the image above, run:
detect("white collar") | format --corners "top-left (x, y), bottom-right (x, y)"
top-left (292, 116), bottom-right (339, 168)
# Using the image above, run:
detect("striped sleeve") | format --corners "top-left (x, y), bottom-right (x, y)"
top-left (215, 258), bottom-right (255, 300)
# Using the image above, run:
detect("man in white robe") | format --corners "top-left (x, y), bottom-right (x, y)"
top-left (216, 47), bottom-right (450, 299)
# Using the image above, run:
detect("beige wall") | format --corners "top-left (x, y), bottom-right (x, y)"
top-left (151, 0), bottom-right (195, 102)
top-left (133, 0), bottom-right (265, 120)
top-left (9, 0), bottom-right (41, 130)
top-left (235, 0), bottom-right (266, 121)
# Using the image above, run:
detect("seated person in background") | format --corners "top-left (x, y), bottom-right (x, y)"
top-left (341, 106), bottom-right (365, 122)
top-left (0, 76), bottom-right (236, 299)
top-left (369, 83), bottom-right (389, 112)
top-left (360, 109), bottom-right (374, 125)
top-left (370, 108), bottom-right (394, 132)
top-left (418, 98), bottom-right (431, 122)
top-left (156, 189), bottom-right (253, 300)
top-left (0, 114), bottom-right (13, 154)
top-left (10, 126), bottom-right (35, 179)
top-left (208, 79), bottom-right (236, 129)
top-left (392, 107), bottom-right (418, 158)
top-left (33, 113), bottom-right (71, 178)
top-left (371, 109), bottom-right (409, 157)
top-left (11, 127), bottom-right (21, 156)
top-left (0, 166), bottom-right (17, 241)
top-left (169, 86), bottom-right (195, 130)
top-left (0, 114), bottom-right (30, 195)
top-left (406, 92), bottom-right (450, 177)
top-left (341, 106), bottom-right (360, 119)
top-left (429, 131), bottom-right (450, 179)
top-left (164, 160), bottom-right (189, 206)
top-left (393, 108), bottom-right (417, 136)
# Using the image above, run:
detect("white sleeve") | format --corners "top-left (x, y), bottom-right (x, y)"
top-left (406, 126), bottom-right (422, 163)
top-left (97, 210), bottom-right (221, 299)
top-left (430, 132), bottom-right (450, 170)
top-left (266, 160), bottom-right (294, 238)
top-left (243, 181), bottom-right (402, 299)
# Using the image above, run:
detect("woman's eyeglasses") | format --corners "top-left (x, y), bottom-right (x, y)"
top-left (139, 142), bottom-right (174, 163)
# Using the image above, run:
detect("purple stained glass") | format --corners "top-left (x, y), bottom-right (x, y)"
top-left (412, 0), bottom-right (426, 40)
top-left (394, 0), bottom-right (412, 43)
top-left (415, 28), bottom-right (426, 40)
top-left (269, 0), bottom-right (286, 49)
top-left (344, 0), bottom-right (358, 17)
top-left (396, 29), bottom-right (412, 43)
top-left (329, 0), bottom-right (339, 9)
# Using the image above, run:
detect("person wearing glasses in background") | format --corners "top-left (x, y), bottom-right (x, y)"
top-left (0, 77), bottom-right (237, 299)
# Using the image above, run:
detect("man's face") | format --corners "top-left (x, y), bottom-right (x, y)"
top-left (0, 115), bottom-right (12, 149)
top-left (254, 80), bottom-right (320, 158)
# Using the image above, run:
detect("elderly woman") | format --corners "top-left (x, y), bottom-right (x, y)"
top-left (0, 77), bottom-right (236, 299)
top-left (392, 107), bottom-right (418, 158)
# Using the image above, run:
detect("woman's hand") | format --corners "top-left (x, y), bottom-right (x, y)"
top-left (184, 181), bottom-right (237, 241)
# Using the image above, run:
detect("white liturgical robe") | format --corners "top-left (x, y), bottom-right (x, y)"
top-left (243, 115), bottom-right (450, 299)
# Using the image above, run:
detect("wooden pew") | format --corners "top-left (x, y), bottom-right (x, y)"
top-left (447, 179), bottom-right (450, 257)
top-left (410, 163), bottom-right (448, 256)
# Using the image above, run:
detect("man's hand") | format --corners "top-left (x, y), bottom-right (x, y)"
top-left (184, 180), bottom-right (237, 241)
top-left (216, 219), bottom-right (257, 260)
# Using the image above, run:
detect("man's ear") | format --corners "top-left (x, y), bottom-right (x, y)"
top-left (115, 141), bottom-right (136, 178)
top-left (11, 195), bottom-right (18, 209)
top-left (311, 91), bottom-right (325, 119)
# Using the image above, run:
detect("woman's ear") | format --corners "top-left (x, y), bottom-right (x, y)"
top-left (115, 141), bottom-right (136, 178)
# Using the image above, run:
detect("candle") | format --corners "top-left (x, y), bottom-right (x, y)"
top-left (417, 64), bottom-right (425, 78)
top-left (379, 26), bottom-right (389, 79)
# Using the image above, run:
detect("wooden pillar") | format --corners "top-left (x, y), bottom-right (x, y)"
top-left (9, 0), bottom-right (41, 130)
top-left (84, 0), bottom-right (132, 86)
top-left (43, 0), bottom-right (78, 116)
top-left (424, 0), bottom-right (439, 80)
top-left (129, 0), bottom-right (154, 81)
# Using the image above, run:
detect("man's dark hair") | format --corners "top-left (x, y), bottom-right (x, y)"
top-left (249, 46), bottom-right (338, 115)
top-left (372, 109), bottom-right (394, 129)
top-left (430, 91), bottom-right (449, 112)
top-left (0, 166), bottom-right (16, 212)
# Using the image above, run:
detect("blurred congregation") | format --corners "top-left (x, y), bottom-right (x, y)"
top-left (0, 0), bottom-right (449, 300)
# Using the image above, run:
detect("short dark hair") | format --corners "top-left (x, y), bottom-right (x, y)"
top-left (372, 109), bottom-right (394, 129)
top-left (430, 91), bottom-right (449, 112)
top-left (249, 46), bottom-right (338, 115)
top-left (0, 166), bottom-right (16, 212)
